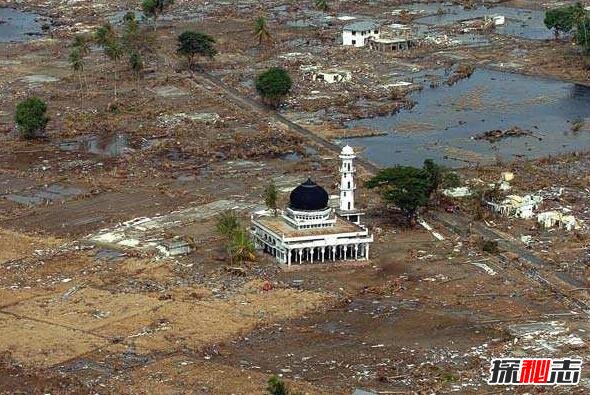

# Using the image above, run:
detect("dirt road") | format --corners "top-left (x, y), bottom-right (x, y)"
top-left (430, 211), bottom-right (590, 315)
top-left (192, 72), bottom-right (381, 174)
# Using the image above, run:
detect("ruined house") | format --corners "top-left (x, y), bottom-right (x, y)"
top-left (367, 23), bottom-right (419, 52)
top-left (537, 211), bottom-right (581, 231)
top-left (312, 69), bottom-right (352, 84)
top-left (487, 194), bottom-right (543, 219)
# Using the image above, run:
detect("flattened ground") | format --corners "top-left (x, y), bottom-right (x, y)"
top-left (4, 287), bottom-right (163, 331)
top-left (95, 286), bottom-right (329, 352)
top-left (0, 229), bottom-right (61, 264)
top-left (107, 356), bottom-right (331, 395)
top-left (0, 312), bottom-right (107, 367)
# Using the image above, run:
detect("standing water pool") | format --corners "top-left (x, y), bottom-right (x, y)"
top-left (0, 8), bottom-right (44, 43)
top-left (348, 70), bottom-right (590, 168)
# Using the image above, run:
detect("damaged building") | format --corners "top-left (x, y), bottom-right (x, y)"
top-left (537, 211), bottom-right (582, 231)
top-left (312, 69), bottom-right (352, 84)
top-left (367, 23), bottom-right (420, 52)
top-left (487, 194), bottom-right (543, 219)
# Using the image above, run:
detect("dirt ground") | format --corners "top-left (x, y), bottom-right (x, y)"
top-left (1, 0), bottom-right (590, 394)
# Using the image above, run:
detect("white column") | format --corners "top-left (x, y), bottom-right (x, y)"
top-left (339, 146), bottom-right (356, 213)
top-left (354, 244), bottom-right (359, 260)
top-left (365, 244), bottom-right (370, 260)
top-left (310, 248), bottom-right (314, 264)
top-left (331, 246), bottom-right (336, 261)
top-left (287, 249), bottom-right (291, 266)
top-left (298, 249), bottom-right (303, 264)
top-left (321, 247), bottom-right (325, 262)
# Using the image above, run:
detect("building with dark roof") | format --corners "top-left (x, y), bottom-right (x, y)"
top-left (251, 146), bottom-right (373, 266)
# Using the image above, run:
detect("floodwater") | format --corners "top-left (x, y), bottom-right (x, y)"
top-left (0, 8), bottom-right (44, 43)
top-left (348, 69), bottom-right (590, 168)
top-left (408, 3), bottom-right (552, 40)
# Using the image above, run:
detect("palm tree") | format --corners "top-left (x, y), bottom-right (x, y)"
top-left (230, 228), bottom-right (255, 265)
top-left (72, 34), bottom-right (90, 56)
top-left (69, 34), bottom-right (90, 94)
top-left (68, 46), bottom-right (85, 94)
top-left (316, 0), bottom-right (328, 12)
top-left (105, 39), bottom-right (123, 97)
top-left (254, 16), bottom-right (272, 46)
top-left (216, 210), bottom-right (239, 239)
top-left (95, 23), bottom-right (123, 97)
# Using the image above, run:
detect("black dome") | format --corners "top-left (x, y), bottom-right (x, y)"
top-left (289, 178), bottom-right (329, 211)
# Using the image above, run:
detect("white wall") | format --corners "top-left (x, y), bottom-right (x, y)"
top-left (342, 29), bottom-right (380, 47)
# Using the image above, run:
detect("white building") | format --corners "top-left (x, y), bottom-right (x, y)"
top-left (342, 21), bottom-right (380, 47)
top-left (537, 211), bottom-right (581, 231)
top-left (487, 194), bottom-right (543, 219)
top-left (312, 69), bottom-right (352, 84)
top-left (251, 145), bottom-right (373, 265)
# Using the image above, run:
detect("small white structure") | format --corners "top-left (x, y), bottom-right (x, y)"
top-left (342, 21), bottom-right (380, 47)
top-left (501, 172), bottom-right (514, 182)
top-left (537, 211), bottom-right (581, 231)
top-left (486, 15), bottom-right (505, 26)
top-left (312, 69), bottom-right (352, 84)
top-left (487, 194), bottom-right (543, 219)
top-left (251, 146), bottom-right (373, 265)
top-left (156, 237), bottom-right (192, 257)
top-left (442, 186), bottom-right (472, 198)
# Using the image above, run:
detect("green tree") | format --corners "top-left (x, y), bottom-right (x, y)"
top-left (422, 159), bottom-right (460, 194)
top-left (15, 97), bottom-right (49, 140)
top-left (264, 181), bottom-right (278, 215)
top-left (142, 0), bottom-right (174, 30)
top-left (177, 31), bottom-right (217, 71)
top-left (544, 7), bottom-right (575, 39)
top-left (423, 159), bottom-right (442, 196)
top-left (216, 210), bottom-right (239, 239)
top-left (129, 50), bottom-right (144, 80)
top-left (254, 16), bottom-right (272, 46)
top-left (69, 35), bottom-right (90, 94)
top-left (122, 12), bottom-right (140, 45)
top-left (366, 166), bottom-right (431, 224)
top-left (68, 46), bottom-right (85, 92)
top-left (230, 228), bottom-right (255, 265)
top-left (267, 375), bottom-right (288, 395)
top-left (95, 23), bottom-right (124, 96)
top-left (255, 67), bottom-right (293, 108)
top-left (572, 3), bottom-right (590, 54)
top-left (95, 22), bottom-right (116, 47)
top-left (315, 0), bottom-right (328, 11)
top-left (72, 34), bottom-right (90, 56)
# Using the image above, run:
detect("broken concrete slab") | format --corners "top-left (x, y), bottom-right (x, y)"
top-left (153, 85), bottom-right (188, 98)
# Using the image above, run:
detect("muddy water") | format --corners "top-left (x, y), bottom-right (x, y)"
top-left (348, 70), bottom-right (590, 168)
top-left (0, 8), bottom-right (44, 43)
top-left (409, 3), bottom-right (551, 40)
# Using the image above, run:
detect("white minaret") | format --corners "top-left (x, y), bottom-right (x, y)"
top-left (339, 145), bottom-right (356, 212)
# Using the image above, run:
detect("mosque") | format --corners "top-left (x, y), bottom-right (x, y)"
top-left (250, 145), bottom-right (374, 265)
